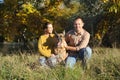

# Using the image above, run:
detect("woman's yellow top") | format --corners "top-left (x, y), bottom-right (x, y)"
top-left (38, 34), bottom-right (56, 57)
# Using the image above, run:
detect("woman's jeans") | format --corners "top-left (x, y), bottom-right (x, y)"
top-left (65, 46), bottom-right (92, 68)
top-left (39, 56), bottom-right (58, 67)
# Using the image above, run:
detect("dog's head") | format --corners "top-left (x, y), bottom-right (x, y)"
top-left (54, 30), bottom-right (66, 48)
top-left (55, 30), bottom-right (65, 42)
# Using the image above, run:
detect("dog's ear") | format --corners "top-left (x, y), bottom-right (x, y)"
top-left (63, 30), bottom-right (65, 36)
top-left (54, 31), bottom-right (58, 37)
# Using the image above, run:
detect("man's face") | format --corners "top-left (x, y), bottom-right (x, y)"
top-left (46, 24), bottom-right (53, 34)
top-left (74, 18), bottom-right (84, 32)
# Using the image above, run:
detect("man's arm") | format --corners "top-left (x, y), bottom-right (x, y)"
top-left (66, 46), bottom-right (77, 51)
top-left (76, 32), bottom-right (90, 51)
top-left (65, 31), bottom-right (90, 51)
top-left (65, 32), bottom-right (77, 51)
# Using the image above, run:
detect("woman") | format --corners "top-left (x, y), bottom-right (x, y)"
top-left (38, 22), bottom-right (57, 67)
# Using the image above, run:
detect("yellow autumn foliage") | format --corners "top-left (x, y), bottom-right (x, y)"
top-left (95, 33), bottom-right (101, 40)
top-left (21, 2), bottom-right (39, 14)
top-left (102, 0), bottom-right (109, 3)
top-left (15, 2), bottom-right (40, 24)
top-left (109, 5), bottom-right (118, 13)
top-left (101, 0), bottom-right (120, 13)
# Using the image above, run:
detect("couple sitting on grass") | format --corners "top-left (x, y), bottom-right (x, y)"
top-left (38, 17), bottom-right (92, 69)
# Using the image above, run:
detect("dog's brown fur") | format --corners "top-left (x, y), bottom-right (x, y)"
top-left (54, 31), bottom-right (68, 62)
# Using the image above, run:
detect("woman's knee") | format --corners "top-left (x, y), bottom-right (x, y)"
top-left (39, 56), bottom-right (46, 66)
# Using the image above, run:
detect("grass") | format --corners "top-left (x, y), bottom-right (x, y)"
top-left (0, 48), bottom-right (120, 80)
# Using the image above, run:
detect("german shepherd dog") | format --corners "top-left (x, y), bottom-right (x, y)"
top-left (54, 31), bottom-right (68, 62)
top-left (47, 31), bottom-right (68, 67)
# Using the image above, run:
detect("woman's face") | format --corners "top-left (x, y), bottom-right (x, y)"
top-left (46, 24), bottom-right (53, 34)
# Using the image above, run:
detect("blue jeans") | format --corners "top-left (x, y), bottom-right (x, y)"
top-left (39, 56), bottom-right (48, 66)
top-left (39, 56), bottom-right (58, 67)
top-left (65, 46), bottom-right (92, 68)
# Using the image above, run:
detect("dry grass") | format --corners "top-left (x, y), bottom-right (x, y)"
top-left (0, 48), bottom-right (120, 80)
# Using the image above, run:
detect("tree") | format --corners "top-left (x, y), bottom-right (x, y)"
top-left (93, 0), bottom-right (120, 47)
top-left (0, 0), bottom-right (86, 42)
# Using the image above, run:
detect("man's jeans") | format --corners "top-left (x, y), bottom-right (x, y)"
top-left (65, 46), bottom-right (92, 68)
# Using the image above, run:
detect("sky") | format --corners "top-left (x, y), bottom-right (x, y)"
top-left (0, 0), bottom-right (4, 4)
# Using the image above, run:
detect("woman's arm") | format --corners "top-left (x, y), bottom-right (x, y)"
top-left (38, 36), bottom-right (51, 57)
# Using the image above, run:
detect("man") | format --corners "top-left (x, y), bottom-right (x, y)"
top-left (65, 17), bottom-right (92, 69)
top-left (38, 22), bottom-right (57, 67)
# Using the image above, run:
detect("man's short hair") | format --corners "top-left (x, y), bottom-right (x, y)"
top-left (74, 16), bottom-right (85, 23)
top-left (74, 16), bottom-right (83, 21)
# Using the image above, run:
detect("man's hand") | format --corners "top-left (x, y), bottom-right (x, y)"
top-left (51, 54), bottom-right (55, 57)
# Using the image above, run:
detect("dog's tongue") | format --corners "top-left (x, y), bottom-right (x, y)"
top-left (57, 42), bottom-right (63, 47)
top-left (57, 42), bottom-right (61, 46)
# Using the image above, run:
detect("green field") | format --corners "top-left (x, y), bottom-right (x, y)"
top-left (0, 48), bottom-right (120, 80)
